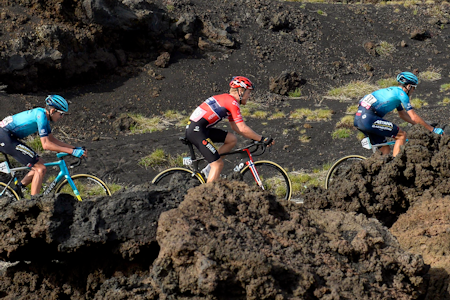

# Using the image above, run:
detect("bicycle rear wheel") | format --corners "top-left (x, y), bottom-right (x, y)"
top-left (0, 182), bottom-right (20, 203)
top-left (240, 160), bottom-right (292, 201)
top-left (325, 155), bottom-right (366, 189)
top-left (152, 168), bottom-right (205, 189)
top-left (55, 174), bottom-right (112, 198)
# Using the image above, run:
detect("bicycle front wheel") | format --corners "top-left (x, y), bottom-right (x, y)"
top-left (0, 182), bottom-right (20, 203)
top-left (55, 174), bottom-right (112, 198)
top-left (152, 168), bottom-right (205, 189)
top-left (325, 155), bottom-right (366, 189)
top-left (240, 161), bottom-right (292, 201)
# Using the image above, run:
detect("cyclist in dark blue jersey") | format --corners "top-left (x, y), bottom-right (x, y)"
top-left (354, 72), bottom-right (443, 157)
top-left (0, 95), bottom-right (86, 198)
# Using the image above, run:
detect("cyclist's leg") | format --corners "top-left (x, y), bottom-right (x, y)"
top-left (206, 128), bottom-right (229, 182)
top-left (218, 132), bottom-right (237, 154)
top-left (0, 130), bottom-right (40, 189)
top-left (29, 158), bottom-right (46, 196)
top-left (393, 128), bottom-right (407, 157)
top-left (355, 107), bottom-right (399, 155)
top-left (185, 122), bottom-right (223, 182)
top-left (208, 158), bottom-right (224, 182)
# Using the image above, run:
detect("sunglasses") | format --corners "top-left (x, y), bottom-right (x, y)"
top-left (411, 85), bottom-right (417, 88)
top-left (56, 110), bottom-right (65, 116)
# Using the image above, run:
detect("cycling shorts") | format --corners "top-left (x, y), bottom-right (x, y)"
top-left (354, 106), bottom-right (399, 145)
top-left (0, 128), bottom-right (39, 167)
top-left (185, 119), bottom-right (228, 163)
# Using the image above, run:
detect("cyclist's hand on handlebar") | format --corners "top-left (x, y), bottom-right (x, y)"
top-left (433, 127), bottom-right (444, 135)
top-left (260, 136), bottom-right (274, 147)
top-left (72, 147), bottom-right (87, 158)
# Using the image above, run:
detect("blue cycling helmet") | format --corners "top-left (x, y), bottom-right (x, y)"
top-left (397, 72), bottom-right (419, 86)
top-left (45, 95), bottom-right (69, 112)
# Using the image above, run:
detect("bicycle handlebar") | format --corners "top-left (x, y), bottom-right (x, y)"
top-left (220, 141), bottom-right (269, 157)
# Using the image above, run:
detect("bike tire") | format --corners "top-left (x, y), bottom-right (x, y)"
top-left (152, 167), bottom-right (205, 188)
top-left (240, 160), bottom-right (292, 202)
top-left (0, 182), bottom-right (20, 202)
top-left (325, 155), bottom-right (366, 189)
top-left (55, 174), bottom-right (112, 198)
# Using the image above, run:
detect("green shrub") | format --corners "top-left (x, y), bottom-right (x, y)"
top-left (332, 128), bottom-right (352, 139)
top-left (290, 108), bottom-right (332, 121)
top-left (298, 135), bottom-right (311, 143)
top-left (336, 115), bottom-right (354, 129)
top-left (288, 88), bottom-right (302, 97)
top-left (346, 104), bottom-right (359, 114)
top-left (269, 112), bottom-right (286, 120)
top-left (420, 69), bottom-right (442, 82)
top-left (356, 131), bottom-right (365, 140)
top-left (376, 41), bottom-right (396, 56)
top-left (410, 98), bottom-right (428, 109)
top-left (440, 97), bottom-right (450, 106)
top-left (253, 111), bottom-right (269, 118)
top-left (129, 114), bottom-right (165, 133)
top-left (139, 149), bottom-right (167, 168)
top-left (376, 77), bottom-right (398, 88)
top-left (327, 81), bottom-right (378, 100)
top-left (440, 83), bottom-right (450, 92)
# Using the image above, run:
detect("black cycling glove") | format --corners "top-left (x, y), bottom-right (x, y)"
top-left (260, 136), bottom-right (273, 146)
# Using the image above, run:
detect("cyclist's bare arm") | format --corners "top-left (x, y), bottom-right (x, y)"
top-left (231, 121), bottom-right (262, 141)
top-left (404, 109), bottom-right (434, 132)
top-left (41, 134), bottom-right (86, 156)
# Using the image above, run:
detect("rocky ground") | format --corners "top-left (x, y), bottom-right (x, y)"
top-left (2, 0), bottom-right (450, 298)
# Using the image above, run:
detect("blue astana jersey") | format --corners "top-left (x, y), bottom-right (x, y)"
top-left (0, 108), bottom-right (51, 139)
top-left (360, 86), bottom-right (413, 117)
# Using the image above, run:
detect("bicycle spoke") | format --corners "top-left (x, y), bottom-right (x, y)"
top-left (241, 161), bottom-right (292, 201)
top-left (0, 182), bottom-right (20, 203)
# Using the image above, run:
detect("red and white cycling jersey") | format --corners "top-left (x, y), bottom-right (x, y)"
top-left (189, 94), bottom-right (243, 127)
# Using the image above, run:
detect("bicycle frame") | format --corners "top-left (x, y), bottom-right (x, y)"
top-left (0, 153), bottom-right (83, 201)
top-left (181, 137), bottom-right (266, 187)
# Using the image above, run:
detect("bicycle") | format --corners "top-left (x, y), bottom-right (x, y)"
top-left (151, 137), bottom-right (292, 201)
top-left (324, 137), bottom-right (399, 189)
top-left (0, 152), bottom-right (112, 202)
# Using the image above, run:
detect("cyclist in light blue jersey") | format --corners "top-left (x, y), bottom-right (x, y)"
top-left (0, 95), bottom-right (87, 198)
top-left (354, 72), bottom-right (443, 157)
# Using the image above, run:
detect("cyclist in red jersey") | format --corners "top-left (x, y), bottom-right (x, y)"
top-left (186, 76), bottom-right (274, 182)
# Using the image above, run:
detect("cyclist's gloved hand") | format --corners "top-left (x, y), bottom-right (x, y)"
top-left (72, 148), bottom-right (85, 158)
top-left (260, 136), bottom-right (274, 146)
top-left (433, 127), bottom-right (444, 135)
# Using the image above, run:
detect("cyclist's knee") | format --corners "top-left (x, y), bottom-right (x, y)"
top-left (210, 158), bottom-right (224, 169)
top-left (225, 133), bottom-right (237, 146)
top-left (395, 129), bottom-right (407, 141)
top-left (33, 164), bottom-right (47, 176)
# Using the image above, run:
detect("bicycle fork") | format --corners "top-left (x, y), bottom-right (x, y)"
top-left (45, 160), bottom-right (83, 201)
top-left (239, 149), bottom-right (264, 190)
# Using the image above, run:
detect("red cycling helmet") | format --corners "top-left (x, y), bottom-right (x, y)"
top-left (229, 76), bottom-right (254, 90)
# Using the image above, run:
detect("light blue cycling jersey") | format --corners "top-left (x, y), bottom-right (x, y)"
top-left (0, 108), bottom-right (51, 139)
top-left (359, 86), bottom-right (412, 117)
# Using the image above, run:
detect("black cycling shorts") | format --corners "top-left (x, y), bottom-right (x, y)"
top-left (354, 106), bottom-right (400, 145)
top-left (0, 128), bottom-right (39, 167)
top-left (185, 120), bottom-right (228, 163)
